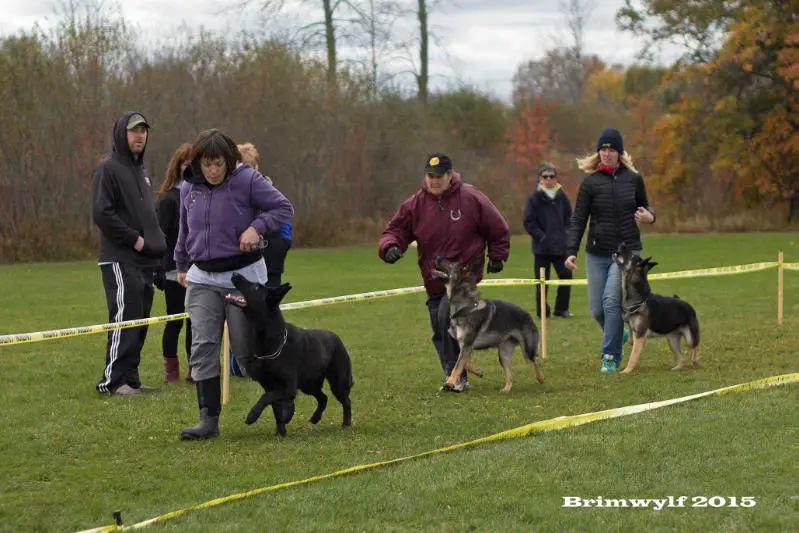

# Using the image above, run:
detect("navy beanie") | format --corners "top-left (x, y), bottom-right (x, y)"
top-left (596, 128), bottom-right (624, 154)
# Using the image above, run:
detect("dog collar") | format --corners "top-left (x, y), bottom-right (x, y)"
top-left (623, 299), bottom-right (648, 314)
top-left (254, 328), bottom-right (288, 360)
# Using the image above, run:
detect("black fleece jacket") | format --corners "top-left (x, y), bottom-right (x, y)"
top-left (566, 165), bottom-right (655, 257)
top-left (91, 111), bottom-right (165, 267)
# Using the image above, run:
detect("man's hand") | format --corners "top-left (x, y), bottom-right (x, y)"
top-left (239, 227), bottom-right (261, 251)
top-left (134, 236), bottom-right (144, 252)
top-left (177, 272), bottom-right (187, 288)
top-left (564, 255), bottom-right (578, 271)
top-left (383, 246), bottom-right (402, 264)
top-left (486, 259), bottom-right (503, 273)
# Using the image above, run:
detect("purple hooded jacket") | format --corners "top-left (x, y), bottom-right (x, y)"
top-left (174, 164), bottom-right (294, 272)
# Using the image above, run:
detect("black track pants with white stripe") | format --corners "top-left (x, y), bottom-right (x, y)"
top-left (96, 262), bottom-right (154, 393)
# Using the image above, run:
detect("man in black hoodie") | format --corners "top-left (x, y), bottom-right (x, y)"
top-left (92, 111), bottom-right (166, 395)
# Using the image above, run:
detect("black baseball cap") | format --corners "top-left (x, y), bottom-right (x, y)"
top-left (424, 152), bottom-right (453, 176)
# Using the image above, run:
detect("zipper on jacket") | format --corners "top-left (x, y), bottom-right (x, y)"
top-left (205, 188), bottom-right (213, 260)
top-left (611, 169), bottom-right (621, 249)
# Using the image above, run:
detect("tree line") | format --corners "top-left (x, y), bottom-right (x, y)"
top-left (0, 0), bottom-right (795, 262)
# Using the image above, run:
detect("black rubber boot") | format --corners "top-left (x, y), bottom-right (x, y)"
top-left (180, 376), bottom-right (221, 440)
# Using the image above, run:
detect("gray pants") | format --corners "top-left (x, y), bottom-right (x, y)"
top-left (185, 283), bottom-right (250, 382)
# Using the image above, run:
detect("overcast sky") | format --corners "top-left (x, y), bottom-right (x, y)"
top-left (0, 0), bottom-right (683, 101)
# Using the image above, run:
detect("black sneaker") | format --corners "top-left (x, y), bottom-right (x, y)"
top-left (553, 310), bottom-right (573, 318)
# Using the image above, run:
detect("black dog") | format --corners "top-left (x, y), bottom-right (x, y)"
top-left (227, 274), bottom-right (353, 436)
top-left (613, 245), bottom-right (700, 373)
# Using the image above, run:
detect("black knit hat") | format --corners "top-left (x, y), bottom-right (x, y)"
top-left (596, 128), bottom-right (624, 154)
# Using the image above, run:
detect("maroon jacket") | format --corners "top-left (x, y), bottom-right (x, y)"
top-left (379, 173), bottom-right (510, 297)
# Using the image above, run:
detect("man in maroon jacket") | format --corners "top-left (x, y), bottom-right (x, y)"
top-left (378, 152), bottom-right (511, 391)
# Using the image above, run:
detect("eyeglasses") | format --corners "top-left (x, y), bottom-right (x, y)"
top-left (541, 174), bottom-right (557, 179)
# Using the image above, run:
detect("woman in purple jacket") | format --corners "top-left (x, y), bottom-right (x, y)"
top-left (174, 129), bottom-right (294, 440)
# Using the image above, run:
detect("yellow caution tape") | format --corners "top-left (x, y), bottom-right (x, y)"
top-left (280, 285), bottom-right (426, 310)
top-left (74, 372), bottom-right (797, 533)
top-left (648, 261), bottom-right (779, 280)
top-left (0, 288), bottom-right (428, 346)
top-left (3, 259), bottom-right (794, 347)
top-left (478, 278), bottom-right (542, 286)
top-left (0, 314), bottom-right (190, 347)
top-left (545, 261), bottom-right (780, 286)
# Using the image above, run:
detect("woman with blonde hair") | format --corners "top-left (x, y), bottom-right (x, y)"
top-left (236, 142), bottom-right (293, 288)
top-left (564, 128), bottom-right (656, 373)
top-left (155, 143), bottom-right (193, 383)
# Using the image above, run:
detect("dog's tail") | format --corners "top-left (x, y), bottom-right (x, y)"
top-left (687, 312), bottom-right (700, 348)
top-left (521, 319), bottom-right (540, 362)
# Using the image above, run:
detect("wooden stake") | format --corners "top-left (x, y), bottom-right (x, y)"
top-left (778, 251), bottom-right (784, 326)
top-left (539, 267), bottom-right (548, 360)
top-left (222, 320), bottom-right (231, 404)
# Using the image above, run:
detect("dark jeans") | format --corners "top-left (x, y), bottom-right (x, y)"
top-left (534, 253), bottom-right (572, 318)
top-left (425, 295), bottom-right (466, 382)
top-left (162, 279), bottom-right (192, 361)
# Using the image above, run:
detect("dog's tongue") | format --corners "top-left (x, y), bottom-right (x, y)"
top-left (226, 293), bottom-right (247, 306)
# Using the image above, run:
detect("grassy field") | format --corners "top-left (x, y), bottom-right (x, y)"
top-left (0, 233), bottom-right (796, 533)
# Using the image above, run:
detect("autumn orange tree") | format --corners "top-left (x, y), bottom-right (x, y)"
top-left (505, 99), bottom-right (558, 177)
top-left (624, 0), bottom-right (798, 219)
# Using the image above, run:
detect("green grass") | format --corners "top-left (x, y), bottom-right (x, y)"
top-left (0, 233), bottom-right (796, 533)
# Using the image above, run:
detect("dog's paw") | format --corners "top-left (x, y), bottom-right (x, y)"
top-left (619, 367), bottom-right (632, 374)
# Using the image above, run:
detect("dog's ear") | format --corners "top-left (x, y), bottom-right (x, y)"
top-left (644, 260), bottom-right (658, 272)
top-left (268, 283), bottom-right (292, 303)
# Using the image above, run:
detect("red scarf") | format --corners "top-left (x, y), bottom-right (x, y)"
top-left (598, 164), bottom-right (617, 175)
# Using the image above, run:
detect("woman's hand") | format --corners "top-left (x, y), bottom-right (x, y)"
top-left (239, 226), bottom-right (261, 251)
top-left (635, 207), bottom-right (655, 224)
top-left (564, 255), bottom-right (578, 271)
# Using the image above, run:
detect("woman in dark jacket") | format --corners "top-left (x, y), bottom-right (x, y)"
top-left (565, 128), bottom-right (656, 373)
top-left (155, 143), bottom-right (193, 383)
top-left (523, 162), bottom-right (573, 319)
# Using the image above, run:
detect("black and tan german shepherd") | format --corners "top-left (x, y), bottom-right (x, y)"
top-left (226, 274), bottom-right (353, 437)
top-left (432, 258), bottom-right (543, 392)
top-left (613, 244), bottom-right (700, 374)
